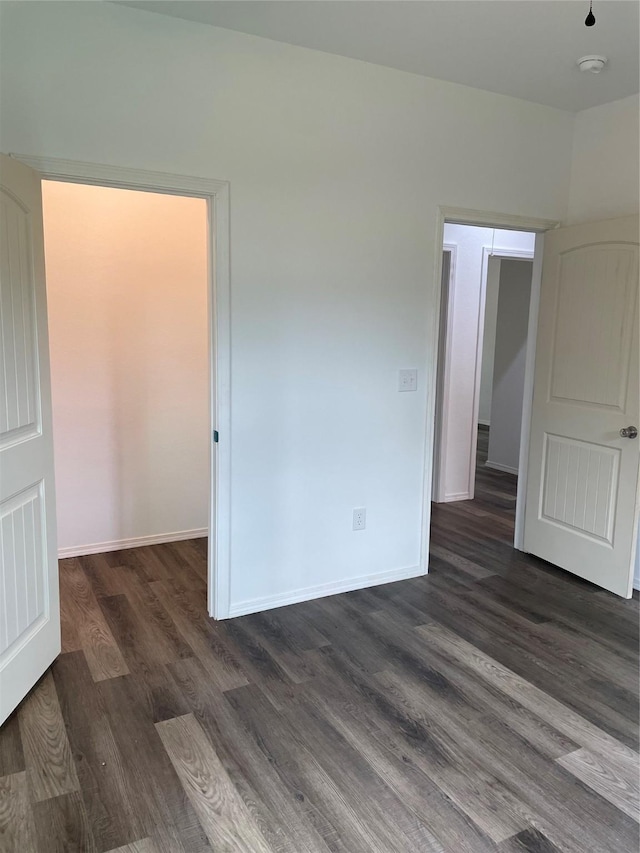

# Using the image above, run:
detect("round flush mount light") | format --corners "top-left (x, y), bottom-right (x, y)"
top-left (577, 55), bottom-right (608, 73)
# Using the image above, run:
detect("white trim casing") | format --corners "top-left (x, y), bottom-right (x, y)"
top-left (514, 233), bottom-right (545, 551)
top-left (58, 529), bottom-right (208, 559)
top-left (12, 154), bottom-right (232, 619)
top-left (228, 564), bottom-right (422, 618)
top-left (469, 245), bottom-right (535, 500)
top-left (438, 206), bottom-right (558, 233)
top-left (485, 461), bottom-right (519, 476)
top-left (440, 492), bottom-right (473, 503)
top-left (432, 243), bottom-right (457, 503)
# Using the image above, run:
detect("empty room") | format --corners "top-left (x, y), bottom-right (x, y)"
top-left (0, 2), bottom-right (638, 852)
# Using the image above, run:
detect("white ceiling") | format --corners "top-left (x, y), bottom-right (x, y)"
top-left (115, 1), bottom-right (639, 112)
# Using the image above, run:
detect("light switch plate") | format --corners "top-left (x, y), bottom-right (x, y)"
top-left (398, 369), bottom-right (418, 392)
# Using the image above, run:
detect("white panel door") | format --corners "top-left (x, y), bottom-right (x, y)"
top-left (0, 154), bottom-right (60, 723)
top-left (524, 216), bottom-right (639, 598)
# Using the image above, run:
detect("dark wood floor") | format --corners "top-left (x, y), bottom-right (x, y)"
top-left (1, 429), bottom-right (639, 852)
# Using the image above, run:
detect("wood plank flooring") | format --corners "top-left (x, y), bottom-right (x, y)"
top-left (1, 428), bottom-right (638, 852)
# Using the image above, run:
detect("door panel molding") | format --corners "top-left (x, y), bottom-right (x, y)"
top-left (540, 433), bottom-right (619, 545)
top-left (548, 243), bottom-right (637, 411)
top-left (0, 186), bottom-right (42, 449)
top-left (0, 480), bottom-right (48, 661)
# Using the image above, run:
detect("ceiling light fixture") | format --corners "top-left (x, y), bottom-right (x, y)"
top-left (577, 55), bottom-right (608, 73)
top-left (585, 1), bottom-right (596, 26)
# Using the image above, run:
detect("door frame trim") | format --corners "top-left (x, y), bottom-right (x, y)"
top-left (423, 206), bottom-right (558, 572)
top-left (11, 154), bottom-right (232, 619)
top-left (514, 234), bottom-right (545, 551)
top-left (432, 243), bottom-right (457, 503)
top-left (470, 245), bottom-right (535, 502)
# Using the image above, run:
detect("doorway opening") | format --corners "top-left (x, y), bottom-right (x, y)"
top-left (479, 254), bottom-right (534, 474)
top-left (427, 209), bottom-right (639, 599)
top-left (41, 180), bottom-right (210, 574)
top-left (432, 222), bottom-right (537, 548)
top-left (17, 153), bottom-right (232, 619)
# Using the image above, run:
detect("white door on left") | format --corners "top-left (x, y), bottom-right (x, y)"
top-left (0, 154), bottom-right (60, 724)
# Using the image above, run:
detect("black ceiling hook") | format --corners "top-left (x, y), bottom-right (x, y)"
top-left (585, 1), bottom-right (596, 27)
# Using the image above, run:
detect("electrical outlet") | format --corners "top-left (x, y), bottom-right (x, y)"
top-left (398, 368), bottom-right (417, 392)
top-left (353, 507), bottom-right (366, 531)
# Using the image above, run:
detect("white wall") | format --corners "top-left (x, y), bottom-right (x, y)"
top-left (486, 259), bottom-right (533, 475)
top-left (567, 94), bottom-right (640, 224)
top-left (438, 225), bottom-right (535, 502)
top-left (42, 181), bottom-right (209, 554)
top-left (0, 2), bottom-right (575, 613)
top-left (478, 256), bottom-right (501, 425)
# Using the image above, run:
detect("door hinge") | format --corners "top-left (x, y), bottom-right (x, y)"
top-left (213, 430), bottom-right (219, 443)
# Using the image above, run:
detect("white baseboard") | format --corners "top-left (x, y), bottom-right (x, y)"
top-left (441, 491), bottom-right (472, 503)
top-left (228, 564), bottom-right (424, 618)
top-left (58, 528), bottom-right (208, 559)
top-left (485, 460), bottom-right (519, 476)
